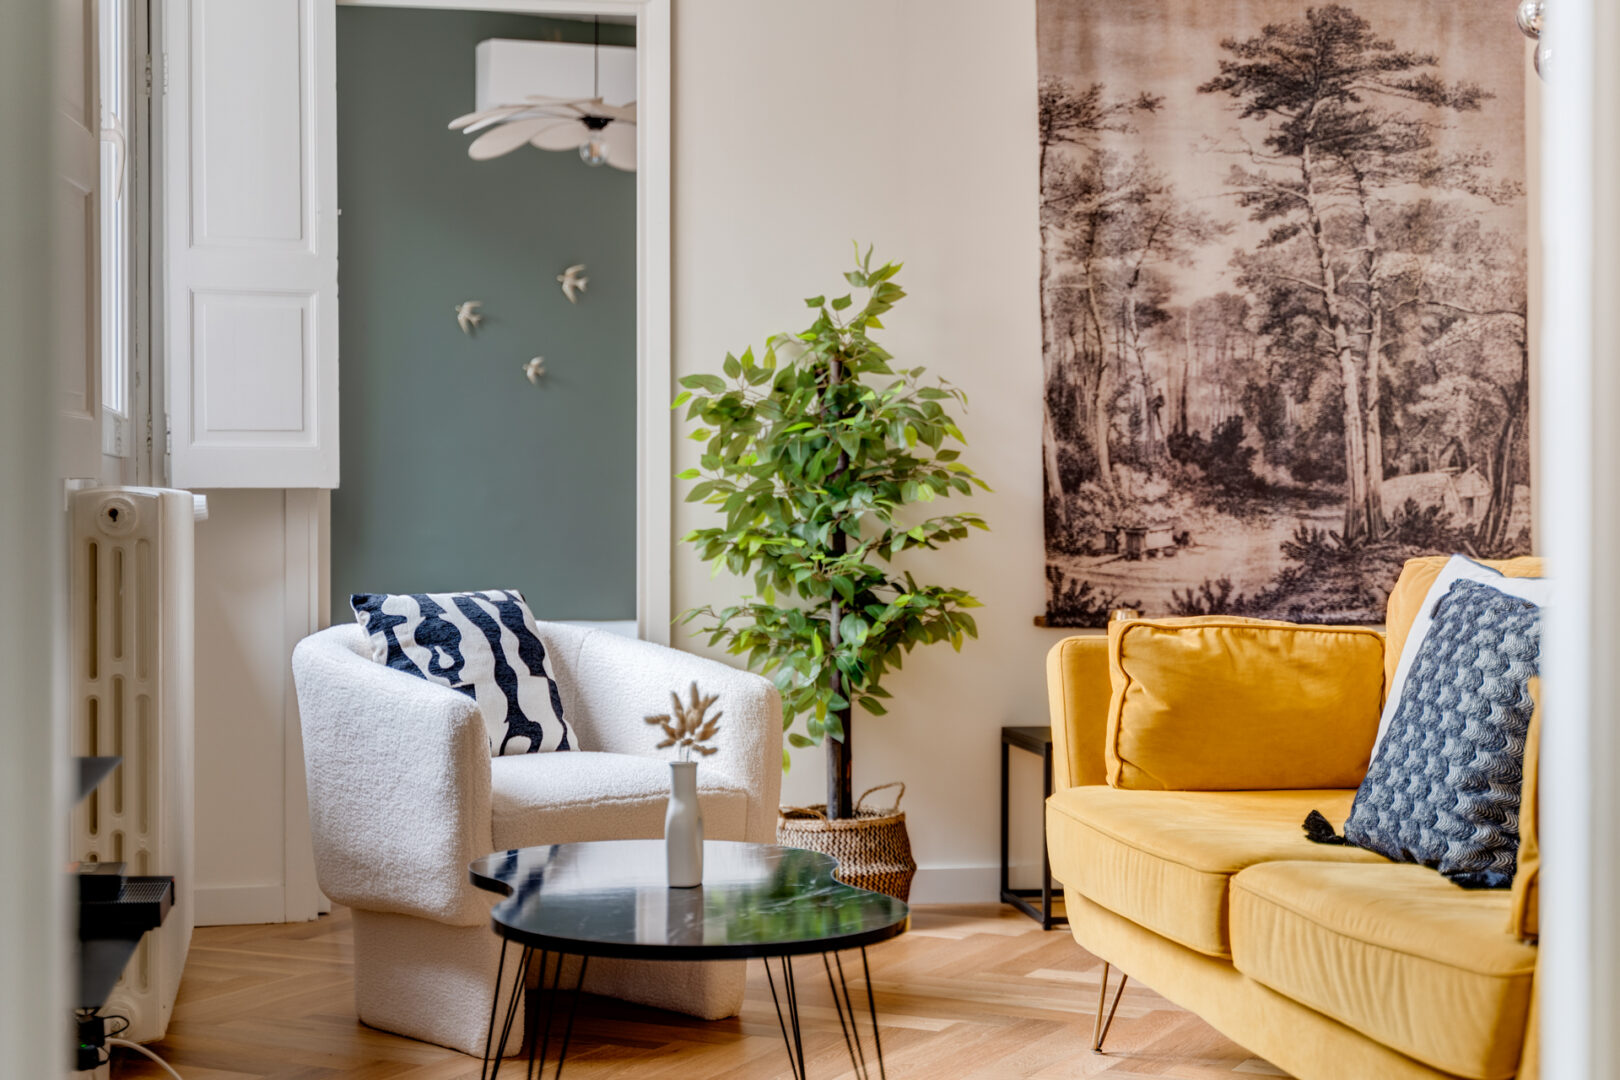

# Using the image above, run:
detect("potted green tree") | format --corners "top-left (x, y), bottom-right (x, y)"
top-left (674, 247), bottom-right (987, 899)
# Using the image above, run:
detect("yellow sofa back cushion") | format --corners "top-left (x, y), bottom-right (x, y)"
top-left (1106, 616), bottom-right (1386, 790)
top-left (1382, 556), bottom-right (1546, 698)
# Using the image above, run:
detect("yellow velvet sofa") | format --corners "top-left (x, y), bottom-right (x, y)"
top-left (1044, 557), bottom-right (1542, 1080)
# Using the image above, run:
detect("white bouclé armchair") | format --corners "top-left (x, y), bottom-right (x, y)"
top-left (291, 621), bottom-right (783, 1056)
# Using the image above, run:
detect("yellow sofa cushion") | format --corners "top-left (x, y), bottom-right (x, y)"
top-left (1230, 861), bottom-right (1537, 1080)
top-left (1046, 786), bottom-right (1388, 958)
top-left (1105, 616), bottom-right (1386, 790)
top-left (1382, 556), bottom-right (1546, 699)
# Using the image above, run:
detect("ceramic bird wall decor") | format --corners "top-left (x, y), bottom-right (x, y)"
top-left (523, 357), bottom-right (547, 384)
top-left (454, 300), bottom-right (483, 336)
top-left (557, 264), bottom-right (588, 304)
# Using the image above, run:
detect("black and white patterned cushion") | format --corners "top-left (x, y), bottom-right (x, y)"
top-left (1342, 578), bottom-right (1540, 887)
top-left (351, 589), bottom-right (573, 756)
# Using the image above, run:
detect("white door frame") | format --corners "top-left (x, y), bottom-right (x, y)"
top-left (1540, 3), bottom-right (1620, 1077)
top-left (336, 0), bottom-right (673, 644)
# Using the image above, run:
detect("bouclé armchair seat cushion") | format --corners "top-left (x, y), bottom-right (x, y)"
top-left (1230, 860), bottom-right (1537, 1080)
top-left (1045, 786), bottom-right (1388, 958)
top-left (490, 752), bottom-right (751, 850)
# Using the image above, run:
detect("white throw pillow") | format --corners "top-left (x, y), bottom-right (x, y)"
top-left (1374, 555), bottom-right (1553, 753)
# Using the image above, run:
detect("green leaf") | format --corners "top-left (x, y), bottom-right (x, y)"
top-left (675, 467), bottom-right (701, 480)
top-left (671, 391), bottom-right (693, 409)
top-left (723, 353), bottom-right (742, 379)
top-left (679, 373), bottom-right (727, 393)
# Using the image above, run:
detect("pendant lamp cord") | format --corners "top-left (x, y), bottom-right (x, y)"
top-left (593, 15), bottom-right (600, 99)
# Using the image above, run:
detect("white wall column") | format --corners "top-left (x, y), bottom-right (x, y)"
top-left (0, 0), bottom-right (70, 1072)
top-left (1539, 2), bottom-right (1620, 1077)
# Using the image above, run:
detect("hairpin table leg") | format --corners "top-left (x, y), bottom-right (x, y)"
top-left (481, 939), bottom-right (510, 1080)
top-left (1092, 961), bottom-right (1128, 1053)
top-left (860, 947), bottom-right (887, 1080)
top-left (765, 957), bottom-right (805, 1080)
top-left (487, 946), bottom-right (532, 1078)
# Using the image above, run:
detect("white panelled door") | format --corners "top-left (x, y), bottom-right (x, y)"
top-left (57, 0), bottom-right (103, 480)
top-left (164, 0), bottom-right (338, 488)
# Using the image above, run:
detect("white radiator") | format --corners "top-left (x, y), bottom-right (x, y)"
top-left (69, 487), bottom-right (206, 1042)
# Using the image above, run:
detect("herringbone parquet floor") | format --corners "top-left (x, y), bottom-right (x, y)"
top-left (112, 904), bottom-right (1289, 1080)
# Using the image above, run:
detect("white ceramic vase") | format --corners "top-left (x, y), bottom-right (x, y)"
top-left (665, 760), bottom-right (703, 888)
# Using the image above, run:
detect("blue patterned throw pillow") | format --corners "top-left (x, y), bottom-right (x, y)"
top-left (351, 589), bottom-right (573, 756)
top-left (1341, 578), bottom-right (1540, 888)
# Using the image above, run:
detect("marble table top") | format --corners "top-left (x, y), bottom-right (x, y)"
top-left (469, 840), bottom-right (910, 959)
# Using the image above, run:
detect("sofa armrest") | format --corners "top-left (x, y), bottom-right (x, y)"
top-left (1047, 636), bottom-right (1112, 789)
top-left (291, 626), bottom-right (494, 926)
top-left (1511, 678), bottom-right (1541, 941)
top-left (539, 623), bottom-right (784, 844)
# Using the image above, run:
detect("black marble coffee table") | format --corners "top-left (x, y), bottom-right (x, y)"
top-left (470, 839), bottom-right (909, 1080)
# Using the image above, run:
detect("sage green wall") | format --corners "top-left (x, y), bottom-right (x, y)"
top-left (332, 8), bottom-right (636, 624)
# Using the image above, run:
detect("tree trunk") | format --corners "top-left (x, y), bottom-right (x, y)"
top-left (823, 350), bottom-right (855, 820)
top-left (1479, 335), bottom-right (1530, 552)
top-left (1176, 307), bottom-right (1192, 437)
top-left (1362, 301), bottom-right (1388, 536)
top-left (826, 525), bottom-right (851, 817)
top-left (1354, 176), bottom-right (1388, 538)
top-left (1299, 145), bottom-right (1372, 543)
top-left (826, 701), bottom-right (853, 819)
top-left (1042, 397), bottom-right (1068, 523)
top-left (1037, 136), bottom-right (1057, 400)
top-left (1125, 286), bottom-right (1163, 461)
top-left (1083, 265), bottom-right (1116, 493)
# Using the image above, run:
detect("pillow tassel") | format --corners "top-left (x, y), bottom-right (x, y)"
top-left (1447, 869), bottom-right (1515, 890)
top-left (1303, 809), bottom-right (1349, 846)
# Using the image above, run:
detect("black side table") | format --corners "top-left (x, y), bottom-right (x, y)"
top-left (1000, 725), bottom-right (1068, 930)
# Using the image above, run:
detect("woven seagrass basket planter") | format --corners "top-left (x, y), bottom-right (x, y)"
top-left (776, 783), bottom-right (917, 902)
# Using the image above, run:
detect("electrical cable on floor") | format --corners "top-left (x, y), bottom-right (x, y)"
top-left (106, 1037), bottom-right (184, 1080)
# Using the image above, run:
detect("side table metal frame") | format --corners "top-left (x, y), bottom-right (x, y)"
top-left (999, 725), bottom-right (1068, 930)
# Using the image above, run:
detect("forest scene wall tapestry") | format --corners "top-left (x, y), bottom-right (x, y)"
top-left (1038, 1), bottom-right (1531, 626)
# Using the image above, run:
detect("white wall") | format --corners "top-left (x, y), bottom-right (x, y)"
top-left (191, 490), bottom-right (326, 924)
top-left (1, 0), bottom-right (69, 1068)
top-left (672, 0), bottom-right (1055, 900)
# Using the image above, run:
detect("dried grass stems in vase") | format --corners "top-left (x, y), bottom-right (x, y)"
top-left (649, 683), bottom-right (721, 888)
top-left (645, 682), bottom-right (724, 762)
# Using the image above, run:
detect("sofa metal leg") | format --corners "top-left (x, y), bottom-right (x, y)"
top-left (1091, 962), bottom-right (1128, 1054)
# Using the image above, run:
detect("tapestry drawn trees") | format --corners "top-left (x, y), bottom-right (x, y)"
top-left (1038, 2), bottom-right (1530, 626)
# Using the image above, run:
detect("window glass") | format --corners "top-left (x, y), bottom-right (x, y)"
top-left (99, 0), bottom-right (130, 445)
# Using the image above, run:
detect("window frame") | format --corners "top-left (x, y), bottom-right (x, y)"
top-left (97, 0), bottom-right (154, 478)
